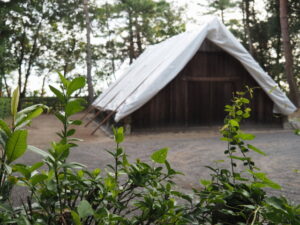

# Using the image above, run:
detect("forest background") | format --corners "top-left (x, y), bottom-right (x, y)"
top-left (0, 0), bottom-right (299, 106)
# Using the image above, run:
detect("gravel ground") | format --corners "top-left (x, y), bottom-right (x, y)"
top-left (13, 113), bottom-right (300, 205)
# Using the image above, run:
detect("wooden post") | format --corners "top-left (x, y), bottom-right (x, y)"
top-left (85, 110), bottom-right (101, 127)
top-left (91, 111), bottom-right (115, 135)
top-left (81, 105), bottom-right (95, 120)
top-left (184, 79), bottom-right (188, 127)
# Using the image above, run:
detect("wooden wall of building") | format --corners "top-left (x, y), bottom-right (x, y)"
top-left (130, 39), bottom-right (281, 130)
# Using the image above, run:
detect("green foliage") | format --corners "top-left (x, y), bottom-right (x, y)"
top-left (188, 88), bottom-right (299, 224)
top-left (5, 130), bottom-right (28, 164)
top-left (94, 0), bottom-right (185, 80)
top-left (1, 0), bottom-right (86, 98)
top-left (151, 148), bottom-right (168, 164)
top-left (0, 86), bottom-right (47, 202)
top-left (0, 82), bottom-right (299, 224)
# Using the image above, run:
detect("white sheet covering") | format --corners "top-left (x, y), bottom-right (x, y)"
top-left (93, 16), bottom-right (297, 122)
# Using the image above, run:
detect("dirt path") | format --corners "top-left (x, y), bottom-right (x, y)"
top-left (17, 113), bottom-right (300, 204)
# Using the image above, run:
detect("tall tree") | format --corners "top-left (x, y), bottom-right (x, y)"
top-left (0, 0), bottom-right (22, 96)
top-left (207, 0), bottom-right (237, 23)
top-left (240, 0), bottom-right (255, 56)
top-left (83, 0), bottom-right (94, 103)
top-left (2, 0), bottom-right (86, 98)
top-left (90, 0), bottom-right (185, 87)
top-left (96, 0), bottom-right (185, 67)
top-left (279, 0), bottom-right (300, 107)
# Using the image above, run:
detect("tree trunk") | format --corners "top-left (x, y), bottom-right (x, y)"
top-left (279, 0), bottom-right (300, 107)
top-left (0, 68), bottom-right (3, 97)
top-left (244, 0), bottom-right (254, 56)
top-left (135, 16), bottom-right (143, 56)
top-left (17, 30), bottom-right (26, 93)
top-left (128, 9), bottom-right (135, 64)
top-left (41, 74), bottom-right (47, 97)
top-left (83, 0), bottom-right (94, 104)
top-left (3, 74), bottom-right (10, 97)
top-left (111, 40), bottom-right (116, 80)
top-left (220, 8), bottom-right (224, 23)
top-left (105, 2), bottom-right (116, 80)
top-left (21, 21), bottom-right (42, 98)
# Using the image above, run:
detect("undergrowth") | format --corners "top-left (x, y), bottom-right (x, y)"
top-left (0, 75), bottom-right (299, 224)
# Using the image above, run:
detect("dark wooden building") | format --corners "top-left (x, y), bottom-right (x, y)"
top-left (130, 39), bottom-right (279, 131)
top-left (90, 17), bottom-right (296, 134)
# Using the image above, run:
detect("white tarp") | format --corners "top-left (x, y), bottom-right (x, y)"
top-left (93, 16), bottom-right (297, 122)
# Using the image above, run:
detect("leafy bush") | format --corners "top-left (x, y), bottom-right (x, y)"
top-left (0, 77), bottom-right (299, 224)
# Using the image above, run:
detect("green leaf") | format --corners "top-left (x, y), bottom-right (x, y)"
top-left (58, 72), bottom-right (70, 88)
top-left (200, 179), bottom-right (212, 187)
top-left (61, 162), bottom-right (86, 169)
top-left (294, 129), bottom-right (300, 136)
top-left (25, 107), bottom-right (43, 121)
top-left (77, 200), bottom-right (94, 218)
top-left (65, 99), bottom-right (85, 116)
top-left (69, 120), bottom-right (82, 125)
top-left (151, 148), bottom-right (168, 164)
top-left (0, 120), bottom-right (11, 136)
top-left (241, 97), bottom-right (250, 104)
top-left (71, 211), bottom-right (82, 225)
top-left (247, 144), bottom-right (266, 156)
top-left (13, 165), bottom-right (30, 179)
top-left (15, 107), bottom-right (44, 129)
top-left (237, 132), bottom-right (255, 140)
top-left (49, 85), bottom-right (65, 102)
top-left (243, 113), bottom-right (250, 118)
top-left (29, 162), bottom-right (44, 173)
top-left (67, 77), bottom-right (86, 96)
top-left (220, 137), bottom-right (232, 142)
top-left (55, 112), bottom-right (66, 124)
top-left (30, 174), bottom-right (48, 186)
top-left (229, 155), bottom-right (249, 161)
top-left (17, 104), bottom-right (47, 116)
top-left (67, 129), bottom-right (76, 137)
top-left (6, 130), bottom-right (27, 164)
top-left (11, 87), bottom-right (19, 118)
top-left (249, 170), bottom-right (281, 190)
top-left (265, 197), bottom-right (285, 211)
top-left (27, 145), bottom-right (51, 158)
top-left (68, 138), bottom-right (83, 142)
top-left (229, 119), bottom-right (239, 127)
top-left (52, 142), bottom-right (70, 159)
top-left (113, 127), bottom-right (124, 144)
top-left (93, 168), bottom-right (101, 176)
top-left (236, 110), bottom-right (243, 115)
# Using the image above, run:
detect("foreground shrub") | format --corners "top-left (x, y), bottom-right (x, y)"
top-left (0, 77), bottom-right (299, 225)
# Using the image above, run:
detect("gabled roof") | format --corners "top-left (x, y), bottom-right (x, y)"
top-left (93, 16), bottom-right (296, 122)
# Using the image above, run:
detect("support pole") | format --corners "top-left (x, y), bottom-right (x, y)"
top-left (91, 111), bottom-right (115, 135)
top-left (85, 110), bottom-right (101, 127)
top-left (81, 105), bottom-right (95, 120)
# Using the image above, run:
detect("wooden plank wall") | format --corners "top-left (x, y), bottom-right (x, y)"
top-left (130, 39), bottom-right (281, 130)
